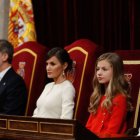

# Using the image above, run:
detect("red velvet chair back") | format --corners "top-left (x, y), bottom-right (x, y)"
top-left (115, 50), bottom-right (140, 129)
top-left (12, 41), bottom-right (48, 116)
top-left (65, 39), bottom-right (100, 125)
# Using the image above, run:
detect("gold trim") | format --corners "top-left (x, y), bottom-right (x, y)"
top-left (133, 88), bottom-right (140, 128)
top-left (39, 122), bottom-right (74, 136)
top-left (8, 119), bottom-right (38, 132)
top-left (68, 46), bottom-right (88, 119)
top-left (14, 48), bottom-right (37, 115)
top-left (123, 60), bottom-right (140, 128)
top-left (123, 60), bottom-right (140, 65)
top-left (0, 119), bottom-right (7, 129)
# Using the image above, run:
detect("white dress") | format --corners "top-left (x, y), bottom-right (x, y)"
top-left (33, 80), bottom-right (75, 119)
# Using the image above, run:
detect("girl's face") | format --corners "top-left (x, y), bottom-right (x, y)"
top-left (96, 59), bottom-right (113, 85)
top-left (46, 56), bottom-right (66, 82)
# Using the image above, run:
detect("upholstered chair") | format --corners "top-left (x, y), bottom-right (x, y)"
top-left (115, 50), bottom-right (140, 130)
top-left (12, 41), bottom-right (48, 116)
top-left (65, 39), bottom-right (100, 125)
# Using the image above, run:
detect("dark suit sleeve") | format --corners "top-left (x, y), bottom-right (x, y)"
top-left (3, 76), bottom-right (27, 115)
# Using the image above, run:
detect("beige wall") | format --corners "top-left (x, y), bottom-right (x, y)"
top-left (0, 0), bottom-right (10, 39)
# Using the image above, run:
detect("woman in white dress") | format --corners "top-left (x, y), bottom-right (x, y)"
top-left (33, 47), bottom-right (75, 119)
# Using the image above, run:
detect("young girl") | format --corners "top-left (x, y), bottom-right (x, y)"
top-left (86, 52), bottom-right (133, 138)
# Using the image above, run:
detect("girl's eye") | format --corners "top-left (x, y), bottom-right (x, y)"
top-left (96, 67), bottom-right (99, 71)
top-left (102, 68), bottom-right (107, 71)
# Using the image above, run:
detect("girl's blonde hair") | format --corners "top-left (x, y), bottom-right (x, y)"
top-left (88, 53), bottom-right (133, 114)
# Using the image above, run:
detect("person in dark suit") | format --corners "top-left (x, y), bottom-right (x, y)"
top-left (0, 39), bottom-right (27, 115)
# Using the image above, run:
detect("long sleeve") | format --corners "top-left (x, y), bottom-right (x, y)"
top-left (61, 86), bottom-right (75, 119)
top-left (0, 69), bottom-right (27, 115)
top-left (104, 95), bottom-right (127, 134)
top-left (32, 107), bottom-right (38, 117)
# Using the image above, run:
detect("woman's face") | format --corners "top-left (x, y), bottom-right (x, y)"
top-left (96, 59), bottom-right (113, 84)
top-left (46, 56), bottom-right (65, 81)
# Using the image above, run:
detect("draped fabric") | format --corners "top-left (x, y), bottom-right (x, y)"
top-left (32, 0), bottom-right (139, 51)
top-left (8, 0), bottom-right (36, 48)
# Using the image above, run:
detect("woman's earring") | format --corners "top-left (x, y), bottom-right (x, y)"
top-left (62, 70), bottom-right (65, 77)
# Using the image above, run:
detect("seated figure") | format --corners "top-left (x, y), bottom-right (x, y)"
top-left (0, 39), bottom-right (27, 115)
top-left (86, 52), bottom-right (133, 138)
top-left (33, 47), bottom-right (75, 119)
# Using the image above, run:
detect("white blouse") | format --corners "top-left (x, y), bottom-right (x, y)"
top-left (33, 80), bottom-right (75, 119)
